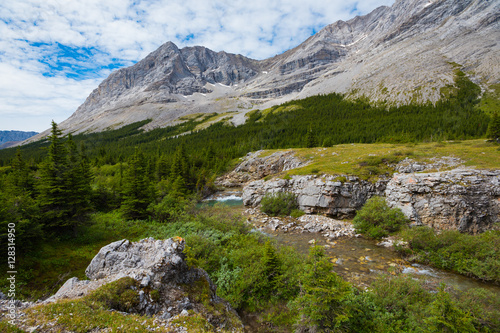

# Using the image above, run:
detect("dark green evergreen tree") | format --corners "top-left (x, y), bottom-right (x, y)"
top-left (37, 122), bottom-right (93, 235)
top-left (121, 148), bottom-right (151, 220)
top-left (65, 135), bottom-right (93, 233)
top-left (0, 148), bottom-right (42, 252)
top-left (9, 148), bottom-right (34, 194)
top-left (306, 128), bottom-right (318, 148)
top-left (486, 112), bottom-right (500, 142)
top-left (170, 145), bottom-right (189, 181)
top-left (156, 154), bottom-right (169, 181)
top-left (38, 121), bottom-right (70, 230)
top-left (261, 241), bottom-right (282, 293)
top-left (291, 246), bottom-right (352, 331)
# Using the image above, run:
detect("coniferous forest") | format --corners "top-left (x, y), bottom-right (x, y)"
top-left (0, 71), bottom-right (499, 332)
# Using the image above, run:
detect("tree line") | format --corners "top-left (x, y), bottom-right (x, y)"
top-left (0, 71), bottom-right (496, 252)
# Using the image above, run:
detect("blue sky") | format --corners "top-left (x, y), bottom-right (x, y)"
top-left (0, 0), bottom-right (394, 132)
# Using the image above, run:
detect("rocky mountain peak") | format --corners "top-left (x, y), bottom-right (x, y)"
top-left (28, 0), bottom-right (498, 139)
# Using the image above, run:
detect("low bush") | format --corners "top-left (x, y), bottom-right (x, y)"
top-left (343, 275), bottom-right (498, 332)
top-left (398, 227), bottom-right (500, 283)
top-left (290, 209), bottom-right (305, 218)
top-left (260, 192), bottom-right (298, 216)
top-left (352, 196), bottom-right (409, 239)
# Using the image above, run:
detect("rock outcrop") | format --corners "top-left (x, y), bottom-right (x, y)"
top-left (243, 175), bottom-right (388, 219)
top-left (216, 150), bottom-right (309, 187)
top-left (239, 152), bottom-right (500, 233)
top-left (26, 0), bottom-right (500, 140)
top-left (47, 237), bottom-right (242, 331)
top-left (385, 169), bottom-right (500, 234)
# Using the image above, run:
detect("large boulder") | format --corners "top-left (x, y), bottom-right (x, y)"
top-left (48, 237), bottom-right (242, 330)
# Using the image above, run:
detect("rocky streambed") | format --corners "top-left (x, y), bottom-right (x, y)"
top-left (207, 190), bottom-right (500, 293)
top-left (243, 206), bottom-right (500, 292)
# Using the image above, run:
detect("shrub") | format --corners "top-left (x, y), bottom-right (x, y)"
top-left (398, 227), bottom-right (500, 282)
top-left (353, 196), bottom-right (409, 239)
top-left (290, 209), bottom-right (305, 218)
top-left (260, 192), bottom-right (298, 216)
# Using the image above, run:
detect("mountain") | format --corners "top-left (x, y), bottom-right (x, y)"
top-left (0, 130), bottom-right (38, 149)
top-left (30, 0), bottom-right (500, 139)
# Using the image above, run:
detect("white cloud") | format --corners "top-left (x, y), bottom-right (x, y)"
top-left (0, 0), bottom-right (394, 131)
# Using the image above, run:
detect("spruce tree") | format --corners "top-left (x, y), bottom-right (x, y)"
top-left (121, 148), bottom-right (151, 220)
top-left (486, 112), bottom-right (500, 142)
top-left (291, 246), bottom-right (352, 330)
top-left (38, 121), bottom-right (70, 230)
top-left (65, 135), bottom-right (93, 233)
top-left (9, 148), bottom-right (33, 194)
top-left (170, 145), bottom-right (189, 181)
top-left (306, 128), bottom-right (318, 148)
top-left (261, 241), bottom-right (282, 293)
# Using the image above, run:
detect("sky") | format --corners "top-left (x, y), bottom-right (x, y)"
top-left (0, 0), bottom-right (395, 132)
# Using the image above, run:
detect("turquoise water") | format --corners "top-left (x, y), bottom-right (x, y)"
top-left (198, 192), bottom-right (244, 208)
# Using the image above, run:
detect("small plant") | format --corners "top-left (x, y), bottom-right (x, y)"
top-left (260, 192), bottom-right (298, 216)
top-left (86, 277), bottom-right (139, 312)
top-left (353, 196), bottom-right (409, 239)
top-left (290, 209), bottom-right (305, 218)
top-left (150, 289), bottom-right (160, 302)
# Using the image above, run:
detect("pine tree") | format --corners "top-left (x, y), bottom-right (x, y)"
top-left (65, 135), bottom-right (93, 233)
top-left (291, 246), bottom-right (352, 331)
top-left (38, 121), bottom-right (70, 230)
top-left (261, 241), bottom-right (282, 293)
top-left (121, 148), bottom-right (151, 220)
top-left (486, 112), bottom-right (500, 142)
top-left (306, 128), bottom-right (318, 148)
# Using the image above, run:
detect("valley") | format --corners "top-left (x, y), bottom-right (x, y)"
top-left (0, 0), bottom-right (499, 331)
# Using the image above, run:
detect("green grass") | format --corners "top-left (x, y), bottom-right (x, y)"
top-left (260, 104), bottom-right (304, 117)
top-left (21, 295), bottom-right (170, 332)
top-left (478, 83), bottom-right (500, 116)
top-left (193, 111), bottom-right (237, 131)
top-left (265, 140), bottom-right (499, 181)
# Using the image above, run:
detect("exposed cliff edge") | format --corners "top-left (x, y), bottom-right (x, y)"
top-left (236, 151), bottom-right (500, 234)
top-left (26, 0), bottom-right (500, 140)
top-left (12, 237), bottom-right (243, 332)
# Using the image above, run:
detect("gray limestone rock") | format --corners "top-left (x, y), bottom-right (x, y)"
top-left (242, 163), bottom-right (499, 233)
top-left (243, 174), bottom-right (388, 219)
top-left (217, 150), bottom-right (309, 187)
top-left (47, 237), bottom-right (242, 331)
top-left (385, 169), bottom-right (500, 234)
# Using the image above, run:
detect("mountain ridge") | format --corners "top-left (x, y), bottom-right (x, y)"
top-left (27, 0), bottom-right (500, 141)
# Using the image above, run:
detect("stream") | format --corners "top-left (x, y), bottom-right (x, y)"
top-left (202, 191), bottom-right (500, 293)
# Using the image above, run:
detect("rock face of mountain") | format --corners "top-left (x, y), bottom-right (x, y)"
top-left (31, 0), bottom-right (499, 138)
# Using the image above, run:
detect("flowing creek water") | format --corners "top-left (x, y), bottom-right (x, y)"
top-left (203, 191), bottom-right (500, 293)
